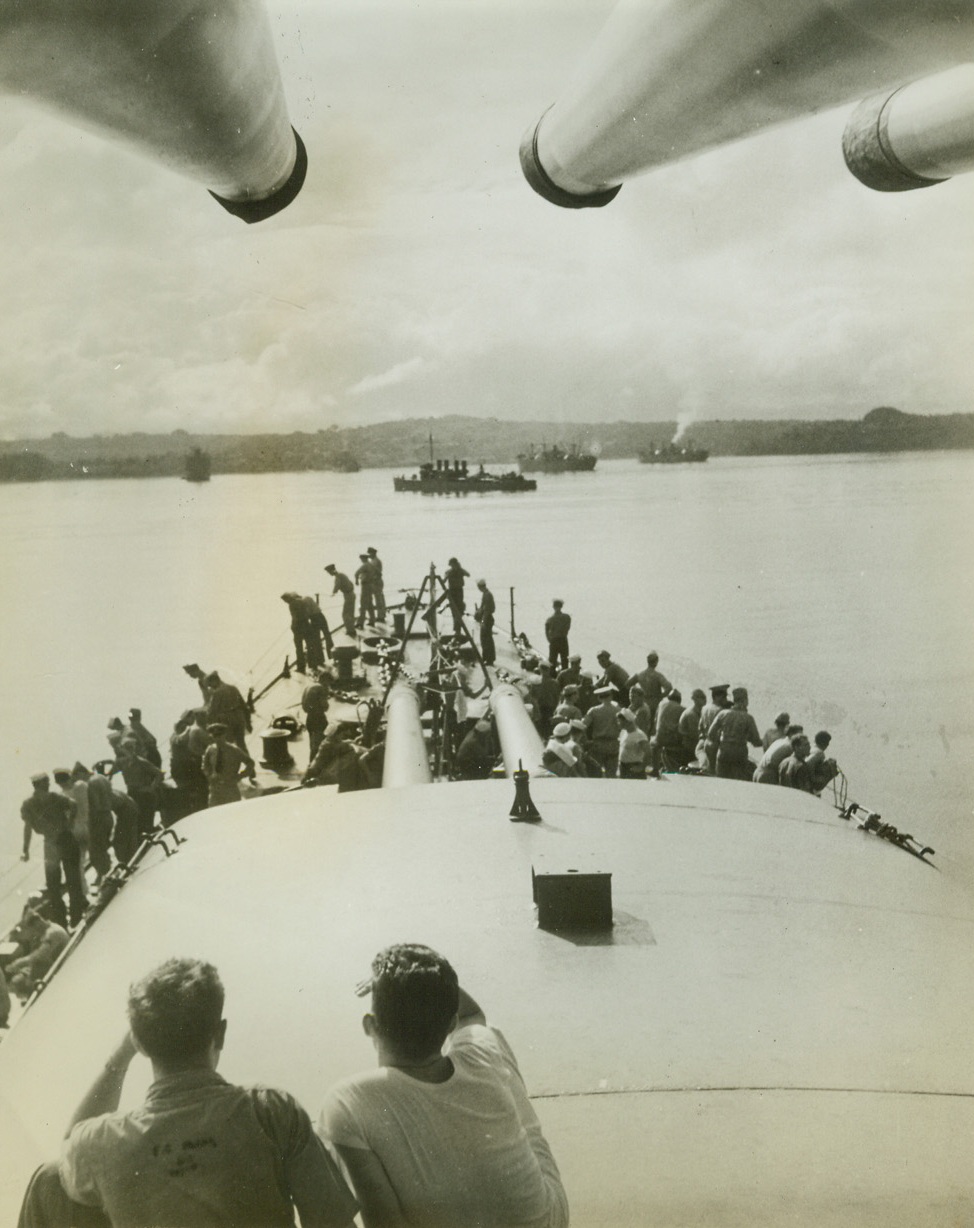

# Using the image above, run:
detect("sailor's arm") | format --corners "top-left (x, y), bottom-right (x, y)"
top-left (457, 985), bottom-right (486, 1028)
top-left (65, 1032), bottom-right (138, 1136)
top-left (20, 814), bottom-right (31, 861)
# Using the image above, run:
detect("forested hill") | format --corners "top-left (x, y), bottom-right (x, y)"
top-left (1, 407), bottom-right (972, 481)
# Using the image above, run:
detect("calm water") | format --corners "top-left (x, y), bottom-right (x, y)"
top-left (2, 453), bottom-right (972, 926)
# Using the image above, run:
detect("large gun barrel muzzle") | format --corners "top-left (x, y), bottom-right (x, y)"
top-left (489, 683), bottom-right (546, 778)
top-left (0, 0), bottom-right (306, 221)
top-left (843, 64), bottom-right (974, 192)
top-left (520, 0), bottom-right (974, 208)
top-left (382, 682), bottom-right (432, 788)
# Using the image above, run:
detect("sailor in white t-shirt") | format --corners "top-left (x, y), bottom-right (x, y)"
top-left (318, 944), bottom-right (569, 1228)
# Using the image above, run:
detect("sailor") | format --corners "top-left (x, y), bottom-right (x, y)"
top-left (474, 578), bottom-right (496, 666)
top-left (542, 740), bottom-right (577, 777)
top-left (443, 557), bottom-right (469, 636)
top-left (111, 743), bottom-right (165, 836)
top-left (695, 684), bottom-right (731, 773)
top-left (554, 684), bottom-right (583, 723)
top-left (182, 662), bottom-right (212, 705)
top-left (577, 671), bottom-right (597, 714)
top-left (303, 726), bottom-right (369, 793)
top-left (202, 723), bottom-right (257, 807)
top-left (762, 711), bottom-right (791, 751)
top-left (556, 653), bottom-right (583, 690)
top-left (453, 718), bottom-right (496, 780)
top-left (595, 651), bottom-right (631, 706)
top-left (355, 554), bottom-right (379, 628)
top-left (205, 671), bottom-right (252, 751)
top-left (20, 773), bottom-right (87, 929)
top-left (281, 592), bottom-right (313, 672)
top-left (544, 599), bottom-right (572, 672)
top-left (651, 689), bottom-right (685, 771)
top-left (618, 708), bottom-right (650, 778)
top-left (631, 653), bottom-right (672, 728)
top-left (301, 676), bottom-right (331, 760)
top-left (89, 760), bottom-right (141, 866)
top-left (706, 686), bottom-right (762, 781)
top-left (73, 762), bottom-right (113, 883)
top-left (627, 684), bottom-right (653, 737)
top-left (366, 546), bottom-right (386, 621)
top-left (4, 910), bottom-right (69, 999)
top-left (126, 708), bottom-right (162, 768)
top-left (753, 724), bottom-right (804, 784)
top-left (167, 711), bottom-right (209, 819)
top-left (778, 734), bottom-right (813, 791)
top-left (325, 563), bottom-right (357, 636)
top-left (317, 945), bottom-right (567, 1228)
top-left (678, 689), bottom-right (707, 764)
top-left (805, 730), bottom-right (839, 794)
top-left (18, 958), bottom-right (357, 1228)
top-left (531, 661), bottom-right (561, 735)
top-left (583, 686), bottom-right (621, 777)
top-left (53, 767), bottom-right (90, 873)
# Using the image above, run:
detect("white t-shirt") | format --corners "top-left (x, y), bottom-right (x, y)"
top-left (319, 1024), bottom-right (568, 1228)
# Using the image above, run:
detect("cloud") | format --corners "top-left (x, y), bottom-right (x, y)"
top-left (348, 356), bottom-right (434, 396)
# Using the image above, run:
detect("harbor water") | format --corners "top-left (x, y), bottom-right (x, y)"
top-left (1, 451), bottom-right (972, 929)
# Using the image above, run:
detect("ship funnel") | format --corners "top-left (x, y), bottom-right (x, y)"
top-left (382, 682), bottom-right (432, 787)
top-left (0, 0), bottom-right (306, 222)
top-left (490, 683), bottom-right (546, 778)
top-left (520, 0), bottom-right (974, 208)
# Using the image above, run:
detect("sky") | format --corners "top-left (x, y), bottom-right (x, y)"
top-left (0, 0), bottom-right (972, 439)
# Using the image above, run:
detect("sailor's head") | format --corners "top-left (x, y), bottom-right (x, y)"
top-left (129, 708), bottom-right (142, 722)
top-left (791, 734), bottom-right (811, 758)
top-left (128, 958), bottom-right (226, 1069)
top-left (691, 688), bottom-right (707, 705)
top-left (447, 557), bottom-right (459, 567)
top-left (367, 546), bottom-right (378, 557)
top-left (364, 944), bottom-right (459, 1062)
top-left (774, 711), bottom-right (790, 729)
top-left (552, 722), bottom-right (572, 740)
top-left (629, 683), bottom-right (644, 699)
top-left (476, 578), bottom-right (487, 590)
top-left (814, 730), bottom-right (832, 750)
top-left (29, 772), bottom-right (50, 792)
top-left (669, 689), bottom-right (683, 705)
top-left (710, 684), bottom-right (730, 699)
top-left (324, 564), bottom-right (337, 574)
top-left (552, 599), bottom-right (564, 609)
top-left (731, 686), bottom-right (748, 706)
top-left (281, 592), bottom-right (299, 604)
top-left (52, 768), bottom-right (72, 787)
top-left (596, 651), bottom-right (611, 665)
top-left (71, 761), bottom-right (91, 781)
top-left (646, 652), bottom-right (659, 667)
top-left (569, 654), bottom-right (581, 664)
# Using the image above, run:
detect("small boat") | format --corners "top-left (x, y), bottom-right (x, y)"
top-left (517, 443), bottom-right (597, 473)
top-left (639, 441), bottom-right (709, 463)
top-left (393, 458), bottom-right (536, 494)
top-left (183, 446), bottom-right (212, 482)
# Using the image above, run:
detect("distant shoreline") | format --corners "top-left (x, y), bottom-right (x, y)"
top-left (1, 406), bottom-right (972, 482)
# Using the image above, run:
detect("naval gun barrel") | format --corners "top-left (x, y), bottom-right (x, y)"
top-left (490, 683), bottom-right (545, 778)
top-left (382, 682), bottom-right (432, 788)
top-left (0, 0), bottom-right (305, 222)
top-left (843, 64), bottom-right (974, 192)
top-left (520, 0), bottom-right (974, 208)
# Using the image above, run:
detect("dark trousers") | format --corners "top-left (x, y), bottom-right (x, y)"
top-left (43, 835), bottom-right (86, 929)
top-left (479, 616), bottom-right (495, 665)
top-left (548, 636), bottom-right (569, 671)
top-left (19, 1161), bottom-right (109, 1228)
top-left (87, 809), bottom-right (113, 878)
